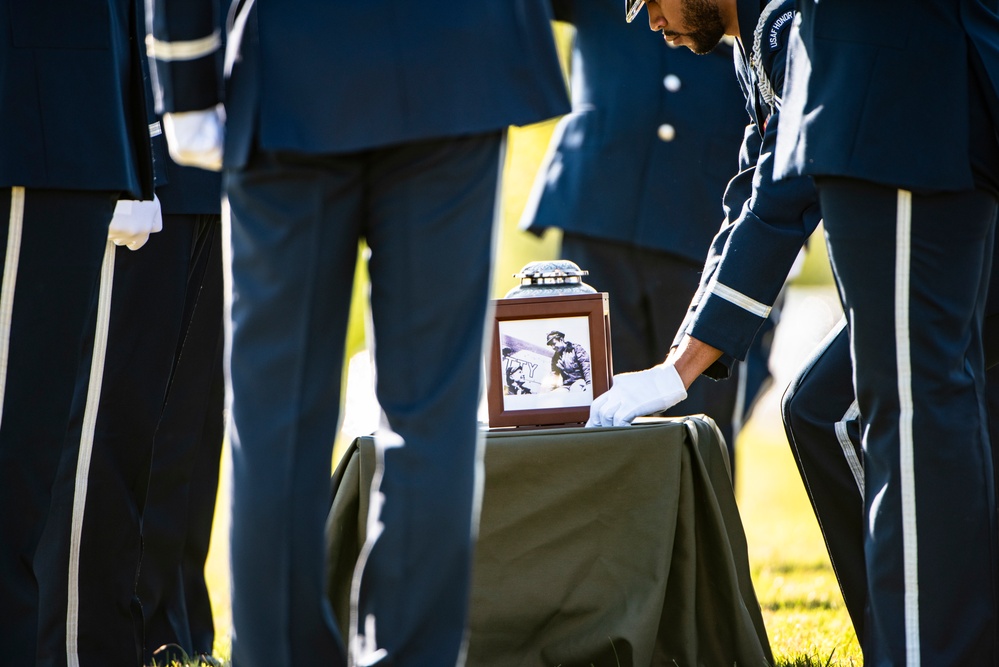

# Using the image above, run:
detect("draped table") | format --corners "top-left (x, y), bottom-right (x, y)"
top-left (326, 416), bottom-right (772, 667)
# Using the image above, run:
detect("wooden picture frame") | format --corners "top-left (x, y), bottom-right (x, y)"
top-left (487, 292), bottom-right (613, 428)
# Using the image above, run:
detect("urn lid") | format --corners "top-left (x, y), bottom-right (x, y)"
top-left (504, 260), bottom-right (597, 298)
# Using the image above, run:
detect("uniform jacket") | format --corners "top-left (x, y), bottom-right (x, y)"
top-left (520, 0), bottom-right (747, 262)
top-left (552, 342), bottom-right (591, 386)
top-left (674, 0), bottom-right (821, 379)
top-left (150, 1), bottom-right (571, 168)
top-left (0, 0), bottom-right (153, 199)
top-left (776, 0), bottom-right (999, 192)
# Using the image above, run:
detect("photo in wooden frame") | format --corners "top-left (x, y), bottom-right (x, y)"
top-left (487, 292), bottom-right (613, 428)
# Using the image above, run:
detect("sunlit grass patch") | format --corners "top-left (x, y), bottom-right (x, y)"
top-left (737, 406), bottom-right (862, 667)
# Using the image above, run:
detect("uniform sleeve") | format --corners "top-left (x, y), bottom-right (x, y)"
top-left (136, 3), bottom-right (170, 191)
top-left (148, 0), bottom-right (223, 113)
top-left (674, 6), bottom-right (820, 380)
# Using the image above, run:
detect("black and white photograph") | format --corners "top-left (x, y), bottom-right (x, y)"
top-left (499, 315), bottom-right (593, 411)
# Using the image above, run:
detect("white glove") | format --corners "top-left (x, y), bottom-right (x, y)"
top-left (162, 104), bottom-right (224, 171)
top-left (108, 196), bottom-right (163, 251)
top-left (586, 362), bottom-right (687, 427)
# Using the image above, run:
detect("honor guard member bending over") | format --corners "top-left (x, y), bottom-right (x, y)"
top-left (588, 0), bottom-right (819, 428)
top-left (519, 0), bottom-right (759, 459)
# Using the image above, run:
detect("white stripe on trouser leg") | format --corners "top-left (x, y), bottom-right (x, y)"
top-left (834, 400), bottom-right (864, 496)
top-left (66, 241), bottom-right (117, 667)
top-left (894, 189), bottom-right (920, 666)
top-left (348, 429), bottom-right (401, 667)
top-left (0, 187), bottom-right (25, 428)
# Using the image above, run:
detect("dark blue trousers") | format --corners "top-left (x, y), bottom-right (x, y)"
top-left (784, 320), bottom-right (999, 661)
top-left (0, 187), bottom-right (115, 666)
top-left (137, 218), bottom-right (224, 662)
top-left (783, 227), bottom-right (999, 655)
top-left (781, 321), bottom-right (867, 640)
top-left (224, 132), bottom-right (503, 667)
top-left (815, 177), bottom-right (997, 666)
top-left (34, 216), bottom-right (222, 667)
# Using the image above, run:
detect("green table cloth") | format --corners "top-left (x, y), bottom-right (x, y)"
top-left (327, 417), bottom-right (773, 667)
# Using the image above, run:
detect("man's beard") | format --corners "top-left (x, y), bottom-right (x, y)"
top-left (678, 0), bottom-right (726, 54)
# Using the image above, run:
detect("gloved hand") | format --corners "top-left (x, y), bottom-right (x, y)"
top-left (108, 196), bottom-right (163, 251)
top-left (586, 362), bottom-right (687, 427)
top-left (162, 104), bottom-right (224, 171)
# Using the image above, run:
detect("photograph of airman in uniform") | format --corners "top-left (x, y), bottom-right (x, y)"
top-left (498, 316), bottom-right (593, 410)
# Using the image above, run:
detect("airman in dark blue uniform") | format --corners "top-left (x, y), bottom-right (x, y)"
top-left (776, 1), bottom-right (999, 662)
top-left (588, 0), bottom-right (820, 428)
top-left (0, 1), bottom-right (154, 663)
top-left (148, 2), bottom-right (570, 665)
top-left (30, 4), bottom-right (225, 661)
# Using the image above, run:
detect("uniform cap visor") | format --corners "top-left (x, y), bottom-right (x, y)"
top-left (625, 0), bottom-right (644, 22)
